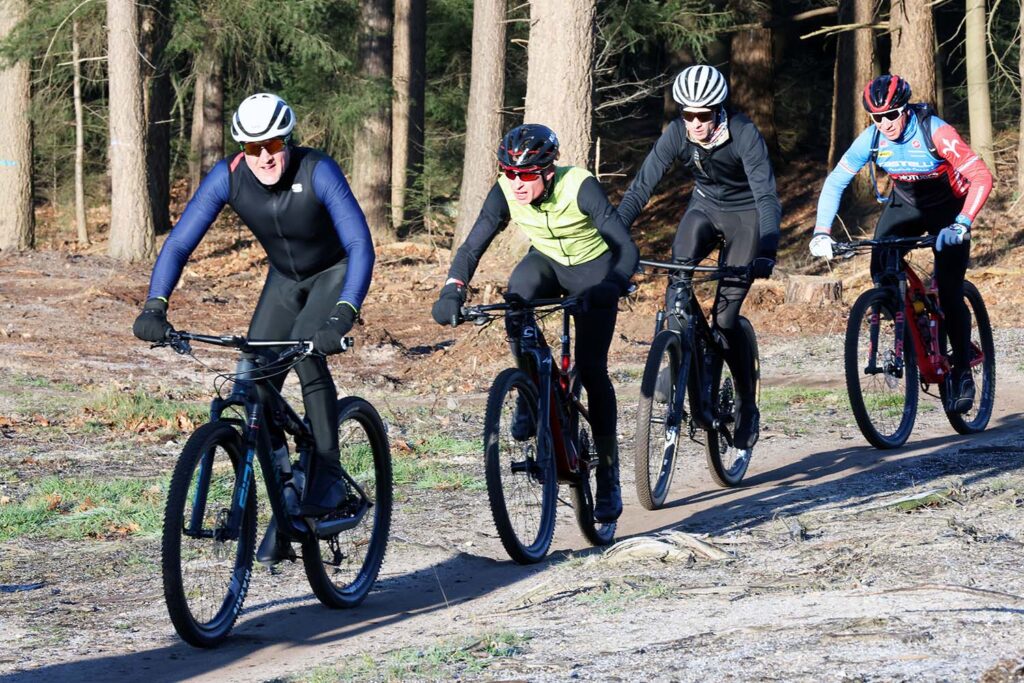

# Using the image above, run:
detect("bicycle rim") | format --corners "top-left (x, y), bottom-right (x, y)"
top-left (162, 422), bottom-right (255, 647)
top-left (943, 281), bottom-right (996, 434)
top-left (484, 368), bottom-right (556, 564)
top-left (635, 330), bottom-right (683, 509)
top-left (302, 397), bottom-right (393, 608)
top-left (569, 380), bottom-right (615, 547)
top-left (705, 317), bottom-right (758, 487)
top-left (845, 290), bottom-right (918, 449)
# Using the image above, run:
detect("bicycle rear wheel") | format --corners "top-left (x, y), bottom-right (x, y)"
top-left (568, 379), bottom-right (615, 547)
top-left (302, 397), bottom-right (392, 609)
top-left (706, 317), bottom-right (759, 487)
top-left (845, 289), bottom-right (919, 449)
top-left (941, 281), bottom-right (996, 434)
top-left (162, 421), bottom-right (255, 648)
top-left (484, 367), bottom-right (557, 564)
top-left (634, 329), bottom-right (690, 509)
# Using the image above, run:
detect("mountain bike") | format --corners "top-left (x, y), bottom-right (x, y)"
top-left (154, 331), bottom-right (392, 647)
top-left (457, 296), bottom-right (616, 564)
top-left (834, 235), bottom-right (995, 448)
top-left (634, 260), bottom-right (759, 509)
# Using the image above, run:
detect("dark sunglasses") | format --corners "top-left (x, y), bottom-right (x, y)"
top-left (241, 137), bottom-right (287, 156)
top-left (870, 107), bottom-right (905, 124)
top-left (682, 110), bottom-right (715, 123)
top-left (500, 166), bottom-right (546, 182)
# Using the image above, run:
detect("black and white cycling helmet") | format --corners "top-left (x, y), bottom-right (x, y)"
top-left (230, 93), bottom-right (296, 143)
top-left (672, 65), bottom-right (729, 110)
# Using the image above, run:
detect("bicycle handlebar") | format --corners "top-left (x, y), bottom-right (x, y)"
top-left (157, 331), bottom-right (352, 359)
top-left (456, 296), bottom-right (581, 327)
top-left (832, 235), bottom-right (936, 255)
top-left (638, 258), bottom-right (751, 279)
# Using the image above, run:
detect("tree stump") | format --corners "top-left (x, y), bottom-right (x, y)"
top-left (784, 276), bottom-right (843, 304)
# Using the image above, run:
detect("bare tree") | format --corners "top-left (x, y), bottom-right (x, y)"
top-left (829, 0), bottom-right (876, 203)
top-left (72, 20), bottom-right (88, 245)
top-left (0, 0), bottom-right (34, 252)
top-left (729, 4), bottom-right (778, 155)
top-left (189, 46), bottom-right (224, 193)
top-left (965, 0), bottom-right (995, 169)
top-left (889, 0), bottom-right (936, 104)
top-left (454, 0), bottom-right (507, 245)
top-left (142, 0), bottom-right (172, 234)
top-left (1018, 2), bottom-right (1024, 201)
top-left (391, 0), bottom-right (426, 232)
top-left (351, 0), bottom-right (395, 244)
top-left (107, 0), bottom-right (154, 261)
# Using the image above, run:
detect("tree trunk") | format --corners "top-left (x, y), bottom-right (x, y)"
top-left (729, 6), bottom-right (778, 156)
top-left (1018, 3), bottom-right (1024, 201)
top-left (482, 0), bottom-right (596, 274)
top-left (453, 0), bottom-right (507, 245)
top-left (141, 0), bottom-right (172, 235)
top-left (964, 0), bottom-right (995, 170)
top-left (351, 0), bottom-right (395, 244)
top-left (829, 0), bottom-right (876, 202)
top-left (0, 0), bottom-right (34, 252)
top-left (73, 21), bottom-right (89, 246)
top-left (189, 48), bottom-right (224, 194)
top-left (889, 0), bottom-right (936, 105)
top-left (107, 0), bottom-right (154, 261)
top-left (391, 0), bottom-right (426, 233)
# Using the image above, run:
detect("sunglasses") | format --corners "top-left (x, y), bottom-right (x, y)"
top-left (682, 110), bottom-right (715, 123)
top-left (500, 166), bottom-right (546, 182)
top-left (870, 107), bottom-right (905, 124)
top-left (241, 137), bottom-right (287, 156)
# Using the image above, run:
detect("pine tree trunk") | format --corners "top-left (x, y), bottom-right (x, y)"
top-left (73, 20), bottom-right (88, 246)
top-left (0, 0), bottom-right (34, 252)
top-left (351, 0), bottom-right (395, 244)
top-left (1018, 4), bottom-right (1024, 201)
top-left (829, 0), bottom-right (876, 202)
top-left (142, 0), bottom-right (172, 235)
top-left (889, 0), bottom-right (936, 105)
top-left (107, 0), bottom-right (154, 261)
top-left (189, 48), bottom-right (224, 194)
top-left (453, 0), bottom-right (507, 245)
top-left (964, 0), bottom-right (995, 170)
top-left (482, 0), bottom-right (596, 275)
top-left (391, 0), bottom-right (426, 233)
top-left (729, 8), bottom-right (778, 156)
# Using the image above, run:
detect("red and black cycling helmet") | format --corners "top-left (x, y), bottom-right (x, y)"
top-left (497, 123), bottom-right (559, 170)
top-left (862, 74), bottom-right (912, 113)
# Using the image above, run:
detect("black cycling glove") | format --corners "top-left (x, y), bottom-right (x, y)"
top-left (750, 257), bottom-right (775, 280)
top-left (431, 282), bottom-right (466, 326)
top-left (313, 303), bottom-right (357, 355)
top-left (133, 297), bottom-right (173, 342)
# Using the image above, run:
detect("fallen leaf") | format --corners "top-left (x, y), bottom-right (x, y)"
top-left (45, 493), bottom-right (63, 511)
top-left (77, 497), bottom-right (97, 512)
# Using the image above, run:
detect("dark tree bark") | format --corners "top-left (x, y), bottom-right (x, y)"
top-left (391, 0), bottom-right (426, 233)
top-left (729, 5), bottom-right (778, 156)
top-left (189, 46), bottom-right (224, 194)
top-left (141, 0), bottom-right (173, 235)
top-left (889, 0), bottom-right (936, 105)
top-left (0, 0), bottom-right (34, 252)
top-left (829, 0), bottom-right (876, 203)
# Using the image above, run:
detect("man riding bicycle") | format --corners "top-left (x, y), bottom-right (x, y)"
top-left (430, 123), bottom-right (639, 523)
top-left (617, 64), bottom-right (781, 459)
top-left (132, 93), bottom-right (375, 550)
top-left (809, 74), bottom-right (993, 412)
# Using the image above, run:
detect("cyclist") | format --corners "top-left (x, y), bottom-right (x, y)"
top-left (132, 93), bottom-right (375, 549)
top-left (617, 64), bottom-right (781, 458)
top-left (809, 74), bottom-right (993, 412)
top-left (430, 123), bottom-right (639, 523)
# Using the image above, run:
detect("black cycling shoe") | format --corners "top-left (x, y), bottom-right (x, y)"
top-left (594, 463), bottom-right (622, 523)
top-left (949, 368), bottom-right (975, 414)
top-left (733, 403), bottom-right (760, 450)
top-left (256, 516), bottom-right (296, 567)
top-left (654, 367), bottom-right (673, 404)
top-left (298, 476), bottom-right (350, 518)
top-left (510, 395), bottom-right (536, 442)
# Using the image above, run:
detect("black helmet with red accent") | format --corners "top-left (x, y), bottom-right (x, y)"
top-left (862, 74), bottom-right (912, 113)
top-left (497, 124), bottom-right (559, 170)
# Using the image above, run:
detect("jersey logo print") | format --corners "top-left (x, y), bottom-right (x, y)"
top-left (291, 183), bottom-right (303, 193)
top-left (941, 138), bottom-right (961, 159)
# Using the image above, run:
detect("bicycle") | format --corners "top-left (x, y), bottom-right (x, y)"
top-left (634, 259), bottom-right (760, 509)
top-left (833, 235), bottom-right (995, 449)
top-left (457, 296), bottom-right (616, 564)
top-left (154, 331), bottom-right (392, 647)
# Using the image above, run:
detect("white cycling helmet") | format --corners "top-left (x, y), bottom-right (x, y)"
top-left (230, 93), bottom-right (296, 143)
top-left (672, 65), bottom-right (729, 110)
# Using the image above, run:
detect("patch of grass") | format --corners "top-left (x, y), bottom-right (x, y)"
top-left (576, 578), bottom-right (675, 614)
top-left (391, 454), bottom-right (485, 492)
top-left (295, 631), bottom-right (529, 682)
top-left (417, 433), bottom-right (481, 458)
top-left (760, 386), bottom-right (847, 416)
top-left (0, 476), bottom-right (165, 541)
top-left (81, 388), bottom-right (208, 435)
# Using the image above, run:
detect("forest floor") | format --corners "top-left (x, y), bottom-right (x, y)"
top-left (3, 160), bottom-right (1024, 682)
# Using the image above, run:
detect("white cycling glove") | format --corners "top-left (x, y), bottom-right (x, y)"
top-left (809, 232), bottom-right (835, 260)
top-left (935, 220), bottom-right (970, 252)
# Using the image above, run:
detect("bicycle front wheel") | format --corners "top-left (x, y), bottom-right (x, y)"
top-left (634, 329), bottom-right (687, 509)
top-left (569, 379), bottom-right (615, 547)
top-left (941, 281), bottom-right (996, 434)
top-left (706, 316), bottom-right (759, 487)
top-left (302, 397), bottom-right (392, 609)
top-left (162, 421), bottom-right (255, 648)
top-left (845, 289), bottom-right (919, 449)
top-left (484, 367), bottom-right (557, 564)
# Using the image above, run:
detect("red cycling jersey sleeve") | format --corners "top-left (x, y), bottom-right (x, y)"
top-left (931, 122), bottom-right (993, 224)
